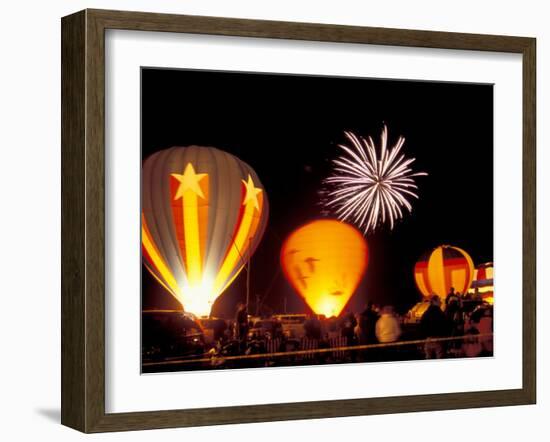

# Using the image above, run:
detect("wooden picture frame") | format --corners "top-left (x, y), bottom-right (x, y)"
top-left (61, 8), bottom-right (536, 433)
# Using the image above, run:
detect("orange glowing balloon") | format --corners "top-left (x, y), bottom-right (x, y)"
top-left (414, 245), bottom-right (474, 299)
top-left (281, 220), bottom-right (368, 317)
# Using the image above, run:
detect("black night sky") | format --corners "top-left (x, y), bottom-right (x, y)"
top-left (141, 68), bottom-right (493, 317)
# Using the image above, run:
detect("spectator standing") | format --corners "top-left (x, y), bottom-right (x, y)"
top-left (340, 310), bottom-right (358, 345)
top-left (235, 302), bottom-right (249, 344)
top-left (445, 289), bottom-right (463, 353)
top-left (326, 316), bottom-right (339, 340)
top-left (420, 295), bottom-right (451, 359)
top-left (445, 287), bottom-right (458, 306)
top-left (374, 306), bottom-right (401, 362)
top-left (358, 301), bottom-right (379, 345)
top-left (304, 315), bottom-right (322, 340)
top-left (375, 306), bottom-right (401, 344)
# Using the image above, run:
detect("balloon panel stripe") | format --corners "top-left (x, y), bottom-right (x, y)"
top-left (142, 216), bottom-right (180, 296)
top-left (169, 175), bottom-right (188, 276)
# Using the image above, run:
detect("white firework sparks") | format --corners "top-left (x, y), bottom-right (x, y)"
top-left (322, 125), bottom-right (427, 234)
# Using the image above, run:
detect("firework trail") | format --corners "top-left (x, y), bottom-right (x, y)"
top-left (321, 125), bottom-right (427, 234)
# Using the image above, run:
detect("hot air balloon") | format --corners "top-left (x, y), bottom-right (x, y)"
top-left (142, 146), bottom-right (269, 317)
top-left (414, 245), bottom-right (474, 299)
top-left (471, 262), bottom-right (494, 303)
top-left (280, 220), bottom-right (368, 318)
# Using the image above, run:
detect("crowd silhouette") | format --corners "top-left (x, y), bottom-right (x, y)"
top-left (142, 288), bottom-right (493, 371)
top-left (209, 288), bottom-right (491, 368)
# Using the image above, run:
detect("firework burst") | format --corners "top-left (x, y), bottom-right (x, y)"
top-left (321, 125), bottom-right (427, 234)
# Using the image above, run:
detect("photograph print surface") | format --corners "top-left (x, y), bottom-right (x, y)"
top-left (140, 68), bottom-right (494, 373)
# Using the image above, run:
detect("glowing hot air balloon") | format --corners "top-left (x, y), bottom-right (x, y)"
top-left (414, 245), bottom-right (474, 299)
top-left (281, 220), bottom-right (368, 318)
top-left (142, 146), bottom-right (269, 317)
top-left (471, 262), bottom-right (494, 303)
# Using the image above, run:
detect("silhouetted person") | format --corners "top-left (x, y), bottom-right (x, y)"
top-left (445, 289), bottom-right (463, 346)
top-left (326, 316), bottom-right (339, 339)
top-left (235, 302), bottom-right (249, 343)
top-left (304, 315), bottom-right (322, 340)
top-left (445, 287), bottom-right (459, 310)
top-left (472, 288), bottom-right (483, 311)
top-left (358, 301), bottom-right (379, 345)
top-left (340, 310), bottom-right (358, 345)
top-left (446, 289), bottom-right (460, 309)
top-left (473, 287), bottom-right (482, 300)
top-left (420, 295), bottom-right (451, 359)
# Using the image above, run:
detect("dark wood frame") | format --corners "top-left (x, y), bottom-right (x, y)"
top-left (61, 8), bottom-right (536, 433)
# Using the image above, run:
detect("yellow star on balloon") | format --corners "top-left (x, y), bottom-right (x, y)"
top-left (242, 174), bottom-right (262, 211)
top-left (171, 163), bottom-right (207, 200)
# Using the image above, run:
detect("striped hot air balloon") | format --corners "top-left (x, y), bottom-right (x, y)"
top-left (473, 262), bottom-right (493, 288)
top-left (142, 146), bottom-right (269, 317)
top-left (472, 262), bottom-right (494, 303)
top-left (414, 245), bottom-right (474, 299)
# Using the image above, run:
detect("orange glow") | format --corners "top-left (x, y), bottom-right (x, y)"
top-left (414, 245), bottom-right (474, 299)
top-left (281, 220), bottom-right (368, 317)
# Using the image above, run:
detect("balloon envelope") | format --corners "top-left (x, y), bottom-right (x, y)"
top-left (281, 220), bottom-right (368, 317)
top-left (414, 245), bottom-right (474, 299)
top-left (472, 262), bottom-right (494, 303)
top-left (142, 146), bottom-right (269, 316)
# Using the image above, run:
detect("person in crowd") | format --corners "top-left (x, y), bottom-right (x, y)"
top-left (234, 302), bottom-right (249, 345)
top-left (373, 306), bottom-right (401, 362)
top-left (375, 305), bottom-right (401, 344)
top-left (445, 289), bottom-right (464, 352)
top-left (445, 287), bottom-right (459, 307)
top-left (472, 287), bottom-right (483, 305)
top-left (304, 314), bottom-right (322, 340)
top-left (326, 316), bottom-right (339, 340)
top-left (460, 291), bottom-right (473, 314)
top-left (337, 310), bottom-right (358, 362)
top-left (340, 309), bottom-right (358, 346)
top-left (358, 301), bottom-right (379, 345)
top-left (420, 295), bottom-right (451, 359)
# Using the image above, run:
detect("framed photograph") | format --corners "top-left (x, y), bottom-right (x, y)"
top-left (61, 9), bottom-right (536, 433)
